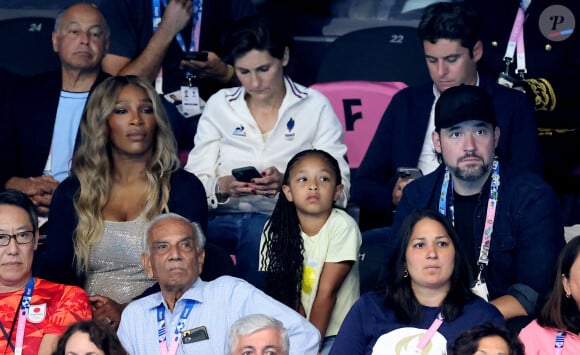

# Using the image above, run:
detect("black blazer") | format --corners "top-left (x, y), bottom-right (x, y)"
top-left (0, 70), bottom-right (109, 188)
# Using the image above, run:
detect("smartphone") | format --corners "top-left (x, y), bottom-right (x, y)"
top-left (232, 166), bottom-right (262, 182)
top-left (397, 167), bottom-right (423, 180)
top-left (184, 51), bottom-right (208, 62)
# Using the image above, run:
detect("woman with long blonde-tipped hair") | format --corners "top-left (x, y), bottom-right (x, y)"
top-left (39, 75), bottom-right (208, 327)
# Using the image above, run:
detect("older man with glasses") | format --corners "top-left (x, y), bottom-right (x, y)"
top-left (117, 212), bottom-right (319, 355)
top-left (0, 189), bottom-right (91, 355)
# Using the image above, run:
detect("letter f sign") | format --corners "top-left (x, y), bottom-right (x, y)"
top-left (342, 99), bottom-right (362, 131)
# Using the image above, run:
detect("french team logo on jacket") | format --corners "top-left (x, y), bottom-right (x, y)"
top-left (284, 118), bottom-right (295, 140)
top-left (232, 125), bottom-right (246, 137)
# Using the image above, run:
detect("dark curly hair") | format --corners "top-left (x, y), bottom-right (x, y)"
top-left (52, 320), bottom-right (128, 355)
top-left (451, 321), bottom-right (524, 355)
top-left (260, 149), bottom-right (342, 309)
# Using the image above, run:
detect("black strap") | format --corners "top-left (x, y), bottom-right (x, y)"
top-left (0, 321), bottom-right (14, 353)
top-left (1, 297), bottom-right (22, 354)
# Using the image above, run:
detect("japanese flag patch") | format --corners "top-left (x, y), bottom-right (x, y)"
top-left (27, 303), bottom-right (47, 323)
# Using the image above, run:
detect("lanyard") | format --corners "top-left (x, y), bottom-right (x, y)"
top-left (439, 158), bottom-right (500, 267)
top-left (157, 300), bottom-right (195, 355)
top-left (503, 6), bottom-right (527, 78)
top-left (554, 331), bottom-right (566, 355)
top-left (415, 312), bottom-right (444, 352)
top-left (11, 278), bottom-right (35, 355)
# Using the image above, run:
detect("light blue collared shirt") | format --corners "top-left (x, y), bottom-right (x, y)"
top-left (118, 276), bottom-right (320, 354)
top-left (45, 91), bottom-right (88, 182)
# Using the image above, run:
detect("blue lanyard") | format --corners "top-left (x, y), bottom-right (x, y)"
top-left (554, 331), bottom-right (566, 355)
top-left (157, 299), bottom-right (195, 355)
top-left (438, 168), bottom-right (453, 220)
top-left (13, 278), bottom-right (35, 355)
top-left (152, 0), bottom-right (203, 53)
top-left (438, 158), bottom-right (500, 266)
top-left (0, 278), bottom-right (34, 354)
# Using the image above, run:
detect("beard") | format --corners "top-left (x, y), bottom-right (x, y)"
top-left (447, 153), bottom-right (492, 182)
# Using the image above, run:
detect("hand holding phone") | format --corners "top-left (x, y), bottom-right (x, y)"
top-left (232, 166), bottom-right (262, 183)
top-left (184, 51), bottom-right (208, 62)
top-left (397, 167), bottom-right (423, 180)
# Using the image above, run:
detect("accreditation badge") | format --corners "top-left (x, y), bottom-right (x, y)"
top-left (181, 326), bottom-right (209, 344)
top-left (180, 85), bottom-right (202, 118)
top-left (472, 269), bottom-right (490, 301)
top-left (27, 303), bottom-right (47, 323)
top-left (472, 281), bottom-right (489, 301)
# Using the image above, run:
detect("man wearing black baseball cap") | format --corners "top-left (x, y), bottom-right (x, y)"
top-left (435, 85), bottom-right (497, 131)
top-left (387, 85), bottom-right (565, 332)
top-left (352, 2), bottom-right (541, 234)
top-left (433, 85), bottom-right (499, 189)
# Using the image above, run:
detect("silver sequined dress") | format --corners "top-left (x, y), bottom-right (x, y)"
top-left (85, 213), bottom-right (155, 304)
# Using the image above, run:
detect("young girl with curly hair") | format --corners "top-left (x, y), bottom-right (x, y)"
top-left (260, 149), bottom-right (361, 354)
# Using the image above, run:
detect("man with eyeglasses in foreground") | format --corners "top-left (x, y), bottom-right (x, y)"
top-left (0, 189), bottom-right (91, 355)
top-left (117, 213), bottom-right (319, 354)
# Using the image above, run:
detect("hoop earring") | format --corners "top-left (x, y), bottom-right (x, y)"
top-left (403, 269), bottom-right (409, 278)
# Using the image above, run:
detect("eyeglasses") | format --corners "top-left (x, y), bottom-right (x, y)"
top-left (0, 231), bottom-right (35, 247)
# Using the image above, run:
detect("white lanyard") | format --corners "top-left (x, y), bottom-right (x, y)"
top-left (503, 5), bottom-right (527, 78)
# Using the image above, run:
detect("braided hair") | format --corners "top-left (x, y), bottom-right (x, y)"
top-left (260, 149), bottom-right (342, 309)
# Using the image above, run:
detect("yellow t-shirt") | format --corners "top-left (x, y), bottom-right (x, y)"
top-left (260, 208), bottom-right (361, 337)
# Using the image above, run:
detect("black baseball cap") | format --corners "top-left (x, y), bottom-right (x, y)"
top-left (435, 85), bottom-right (496, 130)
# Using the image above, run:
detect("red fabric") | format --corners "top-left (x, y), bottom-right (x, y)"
top-left (0, 278), bottom-right (91, 354)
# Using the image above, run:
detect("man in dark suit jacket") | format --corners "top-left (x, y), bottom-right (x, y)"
top-left (390, 85), bottom-right (564, 331)
top-left (351, 2), bottom-right (541, 231)
top-left (0, 2), bottom-right (109, 215)
top-left (466, 0), bottom-right (580, 198)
